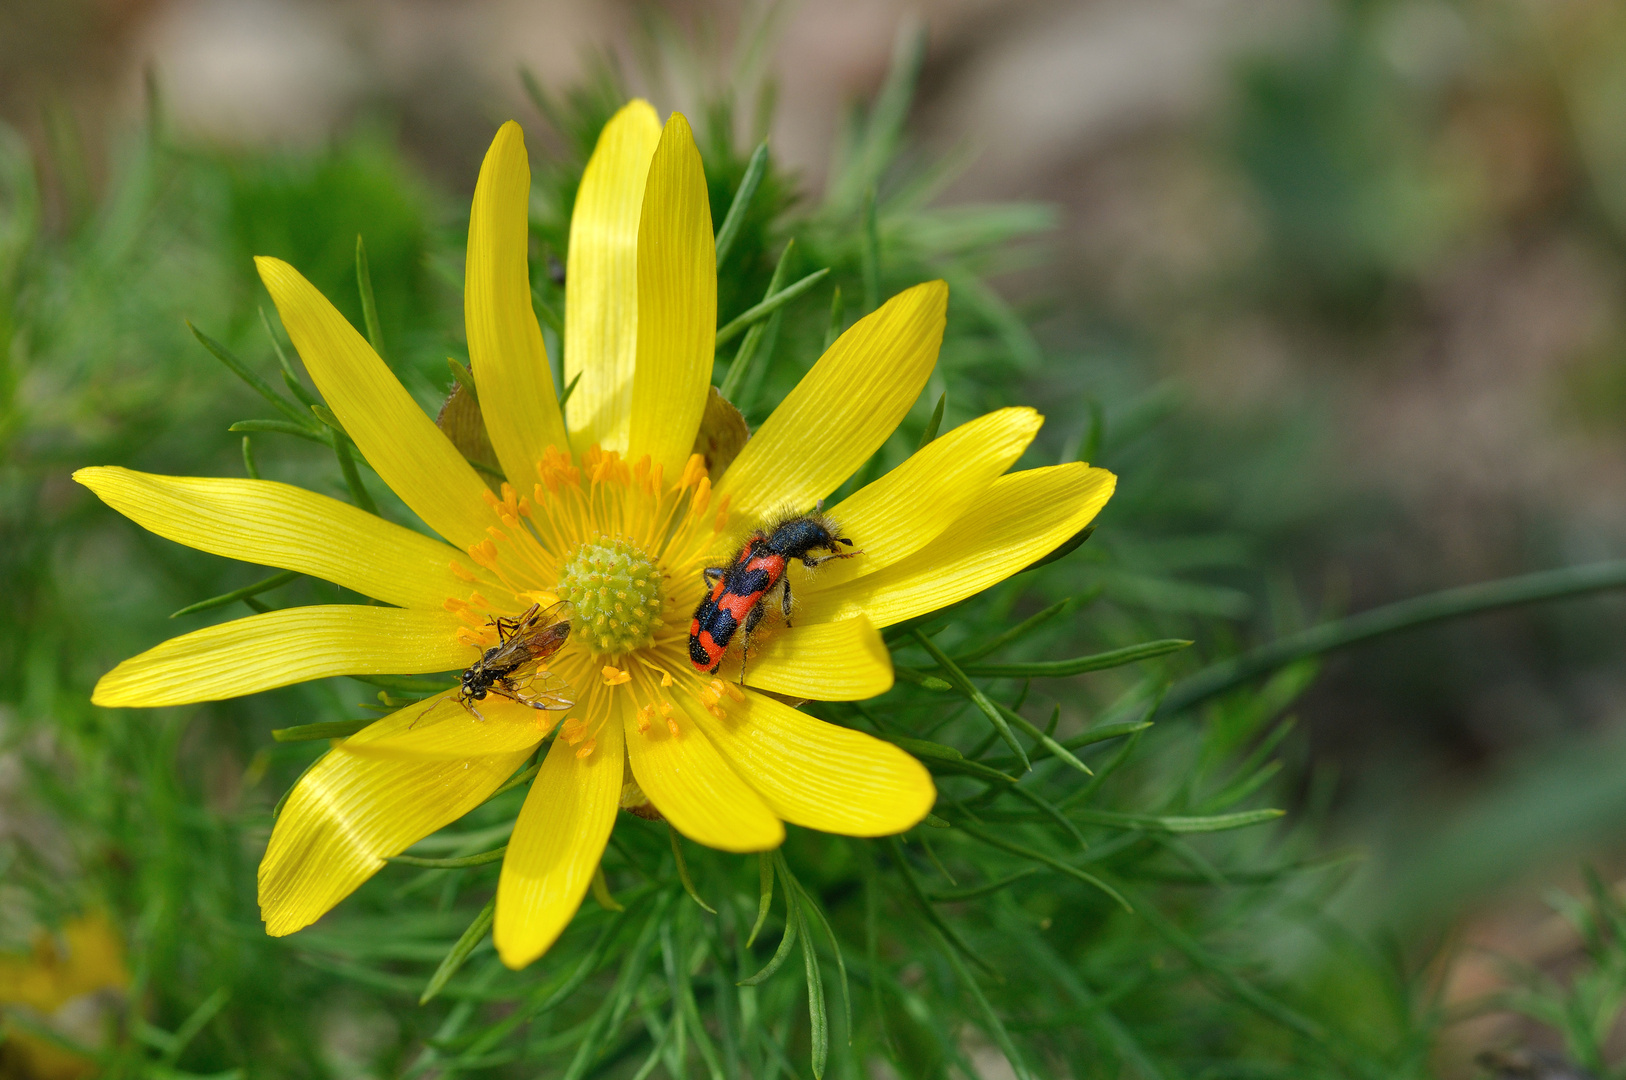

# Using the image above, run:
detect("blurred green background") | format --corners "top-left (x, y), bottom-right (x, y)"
top-left (6, 1), bottom-right (1626, 1077)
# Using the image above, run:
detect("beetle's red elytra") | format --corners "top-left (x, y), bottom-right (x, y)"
top-left (688, 510), bottom-right (860, 677)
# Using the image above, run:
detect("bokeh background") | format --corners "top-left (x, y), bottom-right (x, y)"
top-left (7, 0), bottom-right (1626, 1076)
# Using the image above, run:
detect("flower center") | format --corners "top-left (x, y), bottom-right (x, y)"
top-left (556, 536), bottom-right (664, 655)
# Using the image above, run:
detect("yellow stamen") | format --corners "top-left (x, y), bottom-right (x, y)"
top-left (602, 666), bottom-right (632, 686)
top-left (449, 560), bottom-right (477, 582)
top-left (575, 738), bottom-right (597, 759)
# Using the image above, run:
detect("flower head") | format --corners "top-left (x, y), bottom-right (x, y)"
top-left (76, 103), bottom-right (1115, 968)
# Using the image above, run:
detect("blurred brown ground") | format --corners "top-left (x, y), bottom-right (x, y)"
top-left (9, 0), bottom-right (1626, 1072)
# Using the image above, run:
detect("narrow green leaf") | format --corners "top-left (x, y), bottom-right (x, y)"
top-left (952, 589), bottom-right (1102, 665)
top-left (389, 846), bottom-right (507, 869)
top-left (1019, 523), bottom-right (1095, 573)
top-left (329, 425), bottom-right (380, 515)
top-left (747, 852), bottom-right (774, 948)
top-left (784, 868), bottom-right (851, 1059)
top-left (1069, 807), bottom-right (1285, 834)
top-left (998, 703), bottom-right (1091, 778)
top-left (558, 370), bottom-right (583, 409)
top-left (719, 240), bottom-right (797, 401)
top-left (420, 897), bottom-right (494, 1005)
top-left (715, 267), bottom-right (830, 348)
top-left (240, 436), bottom-right (260, 480)
top-left (891, 666), bottom-right (952, 691)
top-left (882, 735), bottom-right (1016, 783)
top-left (259, 305), bottom-right (317, 407)
top-left (158, 987), bottom-right (231, 1067)
top-left (823, 285), bottom-right (844, 351)
top-left (271, 718), bottom-right (372, 743)
top-left (669, 825), bottom-right (717, 914)
top-left (590, 865), bottom-right (624, 912)
top-left (798, 901), bottom-right (828, 1079)
top-left (1160, 559), bottom-right (1626, 718)
top-left (911, 629), bottom-right (1029, 771)
top-left (963, 638), bottom-right (1191, 678)
top-left (714, 140), bottom-right (769, 268)
top-left (738, 886), bottom-right (799, 986)
top-left (915, 391), bottom-right (945, 451)
top-left (189, 321), bottom-right (314, 429)
top-left (356, 234), bottom-right (385, 361)
top-left (1006, 784), bottom-right (1089, 850)
top-left (956, 823), bottom-right (1132, 912)
top-left (170, 570), bottom-right (298, 619)
top-left (927, 867), bottom-right (1041, 902)
top-left (1074, 398), bottom-right (1104, 464)
top-left (229, 419), bottom-right (325, 444)
top-left (884, 837), bottom-right (999, 977)
top-left (928, 925), bottom-right (1032, 1080)
top-left (861, 185), bottom-right (880, 312)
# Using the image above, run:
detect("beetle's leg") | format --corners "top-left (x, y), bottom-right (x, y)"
top-left (740, 601), bottom-right (768, 685)
top-left (780, 576), bottom-right (794, 625)
top-left (703, 566), bottom-right (724, 586)
top-left (802, 548), bottom-right (861, 569)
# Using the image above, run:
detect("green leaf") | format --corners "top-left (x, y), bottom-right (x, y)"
top-left (952, 589), bottom-right (1102, 665)
top-left (911, 629), bottom-right (1030, 771)
top-left (713, 140), bottom-right (768, 268)
top-left (715, 266), bottom-right (830, 348)
top-left (419, 896), bottom-right (494, 1005)
top-left (747, 851), bottom-right (774, 948)
top-left (738, 881), bottom-right (799, 986)
top-left (270, 718), bottom-right (372, 742)
top-left (914, 391), bottom-right (945, 451)
top-left (170, 570), bottom-right (299, 618)
top-left (1160, 559), bottom-right (1626, 717)
top-left (189, 321), bottom-right (316, 430)
top-left (955, 823), bottom-right (1132, 912)
top-left (228, 419), bottom-right (325, 445)
top-left (962, 638), bottom-right (1191, 678)
top-left (356, 234), bottom-right (385, 361)
top-left (1068, 807), bottom-right (1285, 834)
top-left (389, 846), bottom-right (508, 869)
top-left (669, 825), bottom-right (717, 914)
top-left (928, 925), bottom-right (1032, 1080)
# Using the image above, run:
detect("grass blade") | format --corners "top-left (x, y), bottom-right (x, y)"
top-left (715, 267), bottom-right (830, 348)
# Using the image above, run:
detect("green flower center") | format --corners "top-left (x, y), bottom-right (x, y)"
top-left (556, 536), bottom-right (664, 655)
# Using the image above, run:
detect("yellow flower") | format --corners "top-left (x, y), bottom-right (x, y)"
top-left (0, 914), bottom-right (129, 1080)
top-left (75, 103), bottom-right (1115, 969)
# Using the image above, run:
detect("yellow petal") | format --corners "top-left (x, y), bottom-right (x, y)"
top-left (565, 100), bottom-right (662, 454)
top-left (627, 688), bottom-right (783, 852)
top-left (75, 467), bottom-right (493, 609)
top-left (739, 615), bottom-right (893, 701)
top-left (685, 678), bottom-right (935, 836)
top-left (715, 281), bottom-right (948, 524)
top-left (92, 606), bottom-right (469, 707)
top-left (260, 698), bottom-right (539, 936)
top-left (813, 407), bottom-right (1043, 592)
top-left (467, 121), bottom-right (570, 495)
top-left (494, 711), bottom-right (623, 968)
top-left (627, 112), bottom-right (716, 478)
top-left (256, 256), bottom-right (492, 551)
top-left (798, 464), bottom-right (1116, 629)
top-left (341, 692), bottom-right (558, 760)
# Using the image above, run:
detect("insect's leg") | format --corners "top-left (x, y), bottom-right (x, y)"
top-left (703, 566), bottom-right (724, 586)
top-left (803, 549), bottom-right (860, 569)
top-left (780, 576), bottom-right (794, 625)
top-left (740, 601), bottom-right (767, 685)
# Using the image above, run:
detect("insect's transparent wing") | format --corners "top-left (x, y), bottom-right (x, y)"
top-left (497, 665), bottom-right (574, 710)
